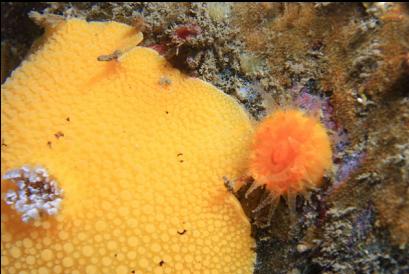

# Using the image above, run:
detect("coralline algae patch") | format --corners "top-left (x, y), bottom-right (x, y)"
top-left (289, 84), bottom-right (365, 188)
top-left (1, 19), bottom-right (255, 273)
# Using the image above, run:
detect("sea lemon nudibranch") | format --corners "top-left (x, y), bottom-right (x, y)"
top-left (1, 18), bottom-right (255, 273)
top-left (243, 109), bottom-right (333, 226)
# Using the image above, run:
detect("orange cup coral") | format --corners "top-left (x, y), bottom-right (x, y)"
top-left (247, 109), bottom-right (332, 224)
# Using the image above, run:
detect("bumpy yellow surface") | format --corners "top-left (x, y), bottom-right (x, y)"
top-left (1, 19), bottom-right (255, 273)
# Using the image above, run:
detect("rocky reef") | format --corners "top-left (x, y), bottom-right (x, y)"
top-left (2, 2), bottom-right (408, 273)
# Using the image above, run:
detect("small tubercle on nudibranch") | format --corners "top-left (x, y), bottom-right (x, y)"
top-left (2, 165), bottom-right (63, 223)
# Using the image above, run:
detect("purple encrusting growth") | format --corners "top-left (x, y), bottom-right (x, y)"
top-left (294, 87), bottom-right (324, 115)
top-left (349, 204), bottom-right (375, 245)
top-left (292, 85), bottom-right (336, 132)
top-left (291, 83), bottom-right (365, 188)
top-left (291, 83), bottom-right (344, 147)
top-left (334, 151), bottom-right (365, 187)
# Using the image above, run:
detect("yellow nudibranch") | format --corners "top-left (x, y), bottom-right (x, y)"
top-left (1, 19), bottom-right (255, 273)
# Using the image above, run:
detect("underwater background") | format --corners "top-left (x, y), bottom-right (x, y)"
top-left (1, 3), bottom-right (409, 274)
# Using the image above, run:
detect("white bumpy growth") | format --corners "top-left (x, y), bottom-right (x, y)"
top-left (3, 166), bottom-right (63, 223)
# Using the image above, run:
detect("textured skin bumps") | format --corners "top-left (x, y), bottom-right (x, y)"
top-left (1, 19), bottom-right (255, 273)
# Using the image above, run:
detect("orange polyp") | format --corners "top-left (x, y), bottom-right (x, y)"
top-left (250, 109), bottom-right (333, 198)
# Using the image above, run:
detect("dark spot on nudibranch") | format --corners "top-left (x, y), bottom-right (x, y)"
top-left (131, 271), bottom-right (135, 274)
top-left (54, 131), bottom-right (64, 139)
top-left (159, 260), bottom-right (165, 266)
top-left (66, 117), bottom-right (70, 122)
top-left (165, 111), bottom-right (169, 114)
top-left (97, 50), bottom-right (122, 62)
top-left (159, 76), bottom-right (172, 86)
top-left (177, 229), bottom-right (187, 235)
top-left (47, 141), bottom-right (52, 148)
top-left (177, 153), bottom-right (184, 163)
